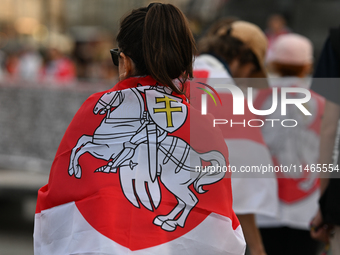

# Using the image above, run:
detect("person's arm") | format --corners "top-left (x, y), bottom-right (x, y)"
top-left (237, 214), bottom-right (266, 255)
top-left (310, 100), bottom-right (340, 242)
top-left (319, 100), bottom-right (340, 191)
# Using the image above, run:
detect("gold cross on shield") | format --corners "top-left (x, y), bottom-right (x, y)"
top-left (153, 96), bottom-right (182, 127)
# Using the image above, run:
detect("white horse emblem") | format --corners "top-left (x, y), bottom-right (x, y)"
top-left (68, 85), bottom-right (226, 231)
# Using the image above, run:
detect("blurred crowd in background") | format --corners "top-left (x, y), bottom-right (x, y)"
top-left (0, 17), bottom-right (118, 85)
top-left (0, 0), bottom-right (336, 87)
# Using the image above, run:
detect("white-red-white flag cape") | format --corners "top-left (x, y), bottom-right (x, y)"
top-left (254, 78), bottom-right (324, 229)
top-left (193, 54), bottom-right (279, 217)
top-left (34, 76), bottom-right (245, 255)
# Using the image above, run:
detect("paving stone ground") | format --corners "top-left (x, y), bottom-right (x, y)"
top-left (0, 170), bottom-right (47, 255)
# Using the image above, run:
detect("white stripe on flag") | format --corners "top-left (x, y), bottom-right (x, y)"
top-left (34, 202), bottom-right (245, 255)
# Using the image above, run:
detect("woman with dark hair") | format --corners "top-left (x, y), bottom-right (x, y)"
top-left (115, 3), bottom-right (195, 94)
top-left (34, 3), bottom-right (245, 255)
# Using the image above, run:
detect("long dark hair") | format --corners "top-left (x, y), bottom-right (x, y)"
top-left (116, 3), bottom-right (196, 95)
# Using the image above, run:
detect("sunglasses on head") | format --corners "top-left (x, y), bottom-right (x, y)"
top-left (110, 48), bottom-right (121, 66)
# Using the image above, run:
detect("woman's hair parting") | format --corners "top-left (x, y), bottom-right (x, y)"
top-left (116, 3), bottom-right (196, 94)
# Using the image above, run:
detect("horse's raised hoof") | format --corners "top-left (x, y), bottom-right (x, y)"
top-left (74, 166), bottom-right (82, 179)
top-left (68, 167), bottom-right (74, 176)
top-left (161, 220), bottom-right (177, 232)
top-left (153, 217), bottom-right (164, 226)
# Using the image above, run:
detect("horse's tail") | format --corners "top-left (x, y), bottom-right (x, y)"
top-left (193, 150), bottom-right (226, 194)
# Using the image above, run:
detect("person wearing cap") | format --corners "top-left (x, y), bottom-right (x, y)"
top-left (194, 21), bottom-right (278, 255)
top-left (266, 33), bottom-right (313, 79)
top-left (254, 33), bottom-right (324, 255)
top-left (196, 20), bottom-right (268, 87)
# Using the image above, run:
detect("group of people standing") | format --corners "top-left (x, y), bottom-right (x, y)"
top-left (193, 18), bottom-right (327, 255)
top-left (33, 3), bottom-right (339, 255)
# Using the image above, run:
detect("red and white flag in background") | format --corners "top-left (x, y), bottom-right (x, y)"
top-left (193, 54), bottom-right (279, 217)
top-left (254, 78), bottom-right (324, 229)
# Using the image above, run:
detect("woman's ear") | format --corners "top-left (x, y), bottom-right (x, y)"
top-left (119, 52), bottom-right (136, 80)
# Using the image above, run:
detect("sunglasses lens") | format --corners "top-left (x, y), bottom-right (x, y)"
top-left (110, 49), bottom-right (119, 66)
